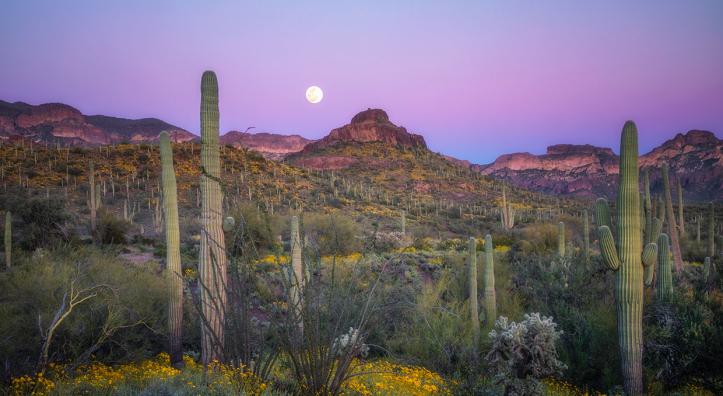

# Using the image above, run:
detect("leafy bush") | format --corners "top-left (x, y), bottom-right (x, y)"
top-left (7, 196), bottom-right (72, 250)
top-left (303, 213), bottom-right (361, 256)
top-left (486, 313), bottom-right (566, 395)
top-left (97, 210), bottom-right (131, 244)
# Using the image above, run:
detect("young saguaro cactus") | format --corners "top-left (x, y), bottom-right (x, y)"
top-left (199, 71), bottom-right (228, 365)
top-left (594, 121), bottom-right (657, 396)
top-left (159, 132), bottom-right (184, 368)
top-left (4, 211), bottom-right (10, 269)
top-left (708, 202), bottom-right (715, 260)
top-left (468, 237), bottom-right (480, 342)
top-left (656, 233), bottom-right (672, 301)
top-left (88, 161), bottom-right (96, 232)
top-left (557, 222), bottom-right (565, 257)
top-left (483, 234), bottom-right (496, 327)
top-left (583, 210), bottom-right (590, 264)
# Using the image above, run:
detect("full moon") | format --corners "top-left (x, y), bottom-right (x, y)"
top-left (305, 86), bottom-right (323, 104)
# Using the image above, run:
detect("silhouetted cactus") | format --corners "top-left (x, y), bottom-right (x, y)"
top-left (661, 164), bottom-right (683, 272)
top-left (199, 71), bottom-right (228, 365)
top-left (558, 222), bottom-right (565, 257)
top-left (4, 211), bottom-right (10, 269)
top-left (468, 237), bottom-right (480, 341)
top-left (594, 121), bottom-right (657, 396)
top-left (159, 132), bottom-right (183, 367)
top-left (656, 233), bottom-right (672, 301)
top-left (484, 234), bottom-right (496, 327)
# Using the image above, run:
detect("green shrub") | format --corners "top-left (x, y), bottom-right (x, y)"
top-left (303, 213), bottom-right (361, 256)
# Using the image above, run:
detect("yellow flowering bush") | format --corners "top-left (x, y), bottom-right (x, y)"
top-left (342, 360), bottom-right (451, 396)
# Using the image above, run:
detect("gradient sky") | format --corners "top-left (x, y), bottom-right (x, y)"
top-left (1, 1), bottom-right (722, 163)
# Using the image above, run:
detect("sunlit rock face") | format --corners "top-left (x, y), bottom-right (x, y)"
top-left (301, 108), bottom-right (427, 153)
top-left (220, 131), bottom-right (313, 160)
top-left (479, 131), bottom-right (722, 200)
top-left (0, 100), bottom-right (196, 145)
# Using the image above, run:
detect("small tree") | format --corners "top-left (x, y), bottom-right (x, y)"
top-left (486, 313), bottom-right (567, 395)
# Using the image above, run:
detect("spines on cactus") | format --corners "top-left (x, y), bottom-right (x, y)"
top-left (656, 233), bottom-right (672, 300)
top-left (468, 237), bottom-right (480, 341)
top-left (159, 131), bottom-right (184, 368)
top-left (593, 121), bottom-right (656, 396)
top-left (199, 70), bottom-right (228, 365)
top-left (483, 234), bottom-right (496, 327)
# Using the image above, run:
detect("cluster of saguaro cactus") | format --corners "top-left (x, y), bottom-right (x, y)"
top-left (88, 161), bottom-right (97, 232)
top-left (656, 233), bottom-right (672, 300)
top-left (159, 132), bottom-right (184, 368)
top-left (501, 185), bottom-right (514, 230)
top-left (661, 164), bottom-right (683, 272)
top-left (594, 121), bottom-right (657, 396)
top-left (468, 237), bottom-right (480, 342)
top-left (290, 215), bottom-right (304, 331)
top-left (4, 211), bottom-right (10, 269)
top-left (557, 222), bottom-right (565, 257)
top-left (483, 234), bottom-right (496, 327)
top-left (199, 71), bottom-right (228, 365)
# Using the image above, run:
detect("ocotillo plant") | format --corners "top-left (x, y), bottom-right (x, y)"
top-left (656, 233), bottom-right (672, 301)
top-left (88, 161), bottom-right (96, 232)
top-left (661, 164), bottom-right (683, 272)
top-left (677, 179), bottom-right (684, 237)
top-left (468, 237), bottom-right (480, 342)
top-left (199, 71), bottom-right (228, 365)
top-left (557, 222), bottom-right (565, 257)
top-left (594, 121), bottom-right (657, 396)
top-left (159, 132), bottom-right (183, 368)
top-left (4, 211), bottom-right (10, 269)
top-left (583, 210), bottom-right (590, 264)
top-left (483, 234), bottom-right (496, 327)
top-left (290, 215), bottom-right (304, 331)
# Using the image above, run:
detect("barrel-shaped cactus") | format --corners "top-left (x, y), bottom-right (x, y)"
top-left (159, 132), bottom-right (184, 367)
top-left (483, 234), bottom-right (496, 327)
top-left (661, 164), bottom-right (683, 272)
top-left (656, 233), bottom-right (672, 301)
top-left (557, 222), bottom-right (565, 257)
top-left (468, 237), bottom-right (480, 341)
top-left (594, 121), bottom-right (657, 396)
top-left (199, 71), bottom-right (228, 365)
top-left (4, 211), bottom-right (10, 269)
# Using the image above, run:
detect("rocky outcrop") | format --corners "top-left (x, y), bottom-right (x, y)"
top-left (479, 131), bottom-right (722, 200)
top-left (301, 108), bottom-right (426, 153)
top-left (0, 100), bottom-right (195, 145)
top-left (220, 131), bottom-right (312, 160)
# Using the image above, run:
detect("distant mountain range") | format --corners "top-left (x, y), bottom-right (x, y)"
top-left (1, 100), bottom-right (720, 200)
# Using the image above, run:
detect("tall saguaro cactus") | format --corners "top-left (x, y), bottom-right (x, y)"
top-left (290, 215), bottom-right (304, 331)
top-left (500, 186), bottom-right (514, 230)
top-left (4, 211), bottom-right (10, 269)
top-left (199, 71), bottom-right (228, 365)
top-left (583, 210), bottom-right (590, 264)
top-left (557, 222), bottom-right (565, 257)
top-left (483, 234), bottom-right (496, 327)
top-left (594, 121), bottom-right (657, 396)
top-left (656, 233), bottom-right (672, 300)
top-left (708, 202), bottom-right (715, 260)
top-left (468, 237), bottom-right (480, 342)
top-left (159, 132), bottom-right (183, 367)
top-left (661, 164), bottom-right (683, 272)
top-left (88, 161), bottom-right (97, 232)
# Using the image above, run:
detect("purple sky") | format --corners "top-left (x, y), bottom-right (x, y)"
top-left (1, 1), bottom-right (722, 163)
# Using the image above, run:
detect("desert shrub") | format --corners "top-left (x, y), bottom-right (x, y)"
top-left (519, 223), bottom-right (558, 254)
top-left (373, 231), bottom-right (412, 251)
top-left (225, 203), bottom-right (280, 257)
top-left (0, 246), bottom-right (167, 379)
top-left (5, 195), bottom-right (72, 250)
top-left (97, 210), bottom-right (131, 244)
top-left (486, 313), bottom-right (566, 395)
top-left (303, 213), bottom-right (362, 256)
top-left (644, 287), bottom-right (723, 393)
